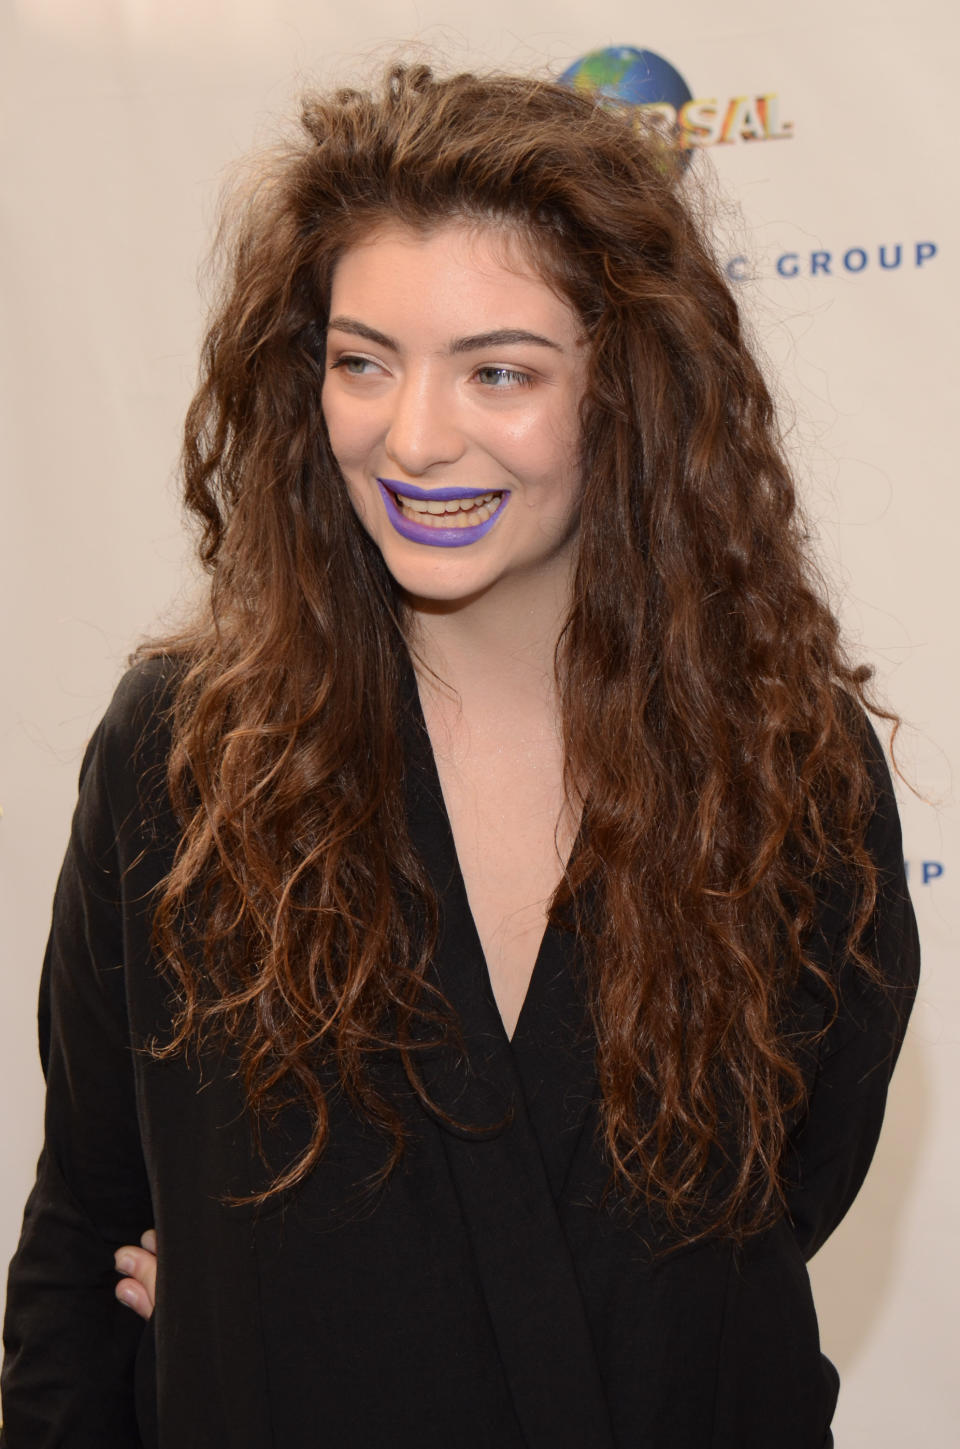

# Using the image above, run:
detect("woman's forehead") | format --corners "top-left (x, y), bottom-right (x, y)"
top-left (328, 220), bottom-right (583, 344)
top-left (333, 216), bottom-right (542, 281)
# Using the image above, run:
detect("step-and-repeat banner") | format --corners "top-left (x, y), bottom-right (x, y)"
top-left (2, 3), bottom-right (955, 1442)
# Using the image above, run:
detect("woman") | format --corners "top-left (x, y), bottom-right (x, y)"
top-left (1, 64), bottom-right (919, 1448)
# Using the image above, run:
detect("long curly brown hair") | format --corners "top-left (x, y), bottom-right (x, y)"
top-left (148, 63), bottom-right (888, 1238)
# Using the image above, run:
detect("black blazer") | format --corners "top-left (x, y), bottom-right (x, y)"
top-left (1, 659), bottom-right (920, 1448)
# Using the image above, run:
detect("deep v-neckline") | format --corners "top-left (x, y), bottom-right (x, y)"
top-left (399, 652), bottom-right (599, 1200)
top-left (401, 659), bottom-right (576, 1048)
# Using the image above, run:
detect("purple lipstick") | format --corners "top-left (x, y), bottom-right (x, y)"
top-left (376, 478), bottom-right (509, 548)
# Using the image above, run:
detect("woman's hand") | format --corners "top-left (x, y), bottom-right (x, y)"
top-left (114, 1228), bottom-right (157, 1320)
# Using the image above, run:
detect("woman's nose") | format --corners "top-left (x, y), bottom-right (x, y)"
top-left (384, 373), bottom-right (465, 476)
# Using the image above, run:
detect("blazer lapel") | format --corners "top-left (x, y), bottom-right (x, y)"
top-left (509, 922), bottom-right (599, 1204)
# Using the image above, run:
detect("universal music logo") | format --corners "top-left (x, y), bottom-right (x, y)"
top-left (560, 45), bottom-right (793, 149)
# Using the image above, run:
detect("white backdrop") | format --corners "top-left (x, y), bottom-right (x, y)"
top-left (2, 2), bottom-right (956, 1442)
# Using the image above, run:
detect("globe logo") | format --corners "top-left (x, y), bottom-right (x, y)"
top-left (560, 46), bottom-right (692, 136)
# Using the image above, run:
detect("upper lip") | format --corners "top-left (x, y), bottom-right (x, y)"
top-left (377, 477), bottom-right (504, 503)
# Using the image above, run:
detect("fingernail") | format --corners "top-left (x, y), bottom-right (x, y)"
top-left (117, 1285), bottom-right (138, 1307)
top-left (115, 1253), bottom-right (135, 1275)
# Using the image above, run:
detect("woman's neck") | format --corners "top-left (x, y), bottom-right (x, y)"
top-left (404, 562), bottom-right (572, 720)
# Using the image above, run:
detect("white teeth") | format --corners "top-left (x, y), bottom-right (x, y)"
top-left (396, 490), bottom-right (497, 515)
top-left (393, 490), bottom-right (501, 527)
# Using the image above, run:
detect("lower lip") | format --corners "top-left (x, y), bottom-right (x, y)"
top-left (375, 481), bottom-right (510, 548)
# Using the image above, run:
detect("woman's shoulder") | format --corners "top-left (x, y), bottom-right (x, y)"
top-left (809, 697), bottom-right (918, 1003)
top-left (844, 700), bottom-right (904, 877)
top-left (72, 653), bottom-right (184, 864)
top-left (87, 651), bottom-right (183, 779)
top-left (99, 651), bottom-right (181, 745)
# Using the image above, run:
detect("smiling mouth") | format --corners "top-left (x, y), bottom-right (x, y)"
top-left (391, 489), bottom-right (502, 528)
top-left (375, 478), bottom-right (510, 549)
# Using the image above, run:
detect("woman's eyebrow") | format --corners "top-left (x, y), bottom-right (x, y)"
top-left (450, 329), bottom-right (563, 354)
top-left (327, 316), bottom-right (398, 350)
top-left (326, 317), bottom-right (563, 355)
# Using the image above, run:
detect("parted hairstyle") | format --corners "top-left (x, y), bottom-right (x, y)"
top-left (148, 62), bottom-right (889, 1239)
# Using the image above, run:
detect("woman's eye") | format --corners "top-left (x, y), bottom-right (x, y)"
top-left (330, 355), bottom-right (381, 376)
top-left (474, 366), bottom-right (533, 388)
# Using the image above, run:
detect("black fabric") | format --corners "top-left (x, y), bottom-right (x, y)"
top-left (1, 658), bottom-right (920, 1448)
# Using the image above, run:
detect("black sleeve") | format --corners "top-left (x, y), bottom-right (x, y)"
top-left (1, 670), bottom-right (165, 1447)
top-left (784, 727), bottom-right (921, 1261)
